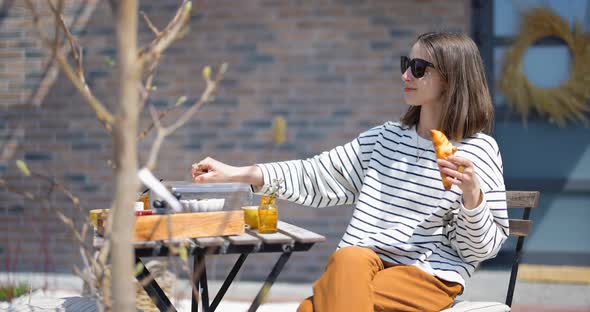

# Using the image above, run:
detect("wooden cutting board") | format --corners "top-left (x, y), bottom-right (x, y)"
top-left (97, 210), bottom-right (245, 241)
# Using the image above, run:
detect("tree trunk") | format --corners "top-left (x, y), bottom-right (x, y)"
top-left (111, 0), bottom-right (140, 311)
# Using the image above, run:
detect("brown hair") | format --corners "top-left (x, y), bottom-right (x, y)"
top-left (400, 32), bottom-right (494, 141)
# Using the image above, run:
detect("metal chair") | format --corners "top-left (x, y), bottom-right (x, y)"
top-left (442, 191), bottom-right (540, 312)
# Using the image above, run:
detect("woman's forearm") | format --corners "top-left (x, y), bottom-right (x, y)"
top-left (235, 165), bottom-right (263, 187)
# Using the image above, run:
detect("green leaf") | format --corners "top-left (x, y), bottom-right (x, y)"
top-left (219, 63), bottom-right (229, 75)
top-left (16, 160), bottom-right (30, 176)
top-left (272, 116), bottom-right (286, 145)
top-left (134, 262), bottom-right (144, 277)
top-left (104, 57), bottom-right (115, 67)
top-left (175, 95), bottom-right (187, 107)
top-left (184, 1), bottom-right (192, 13)
top-left (179, 246), bottom-right (188, 262)
top-left (202, 66), bottom-right (211, 80)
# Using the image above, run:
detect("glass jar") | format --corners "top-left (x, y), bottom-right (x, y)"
top-left (257, 195), bottom-right (278, 234)
top-left (241, 206), bottom-right (259, 229)
top-left (137, 192), bottom-right (150, 210)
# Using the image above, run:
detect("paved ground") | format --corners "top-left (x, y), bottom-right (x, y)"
top-left (1, 270), bottom-right (589, 311)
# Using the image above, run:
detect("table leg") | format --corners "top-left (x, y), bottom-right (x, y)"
top-left (248, 249), bottom-right (293, 312)
top-left (135, 256), bottom-right (176, 312)
top-left (192, 254), bottom-right (210, 312)
top-left (209, 253), bottom-right (249, 311)
top-left (200, 255), bottom-right (210, 311)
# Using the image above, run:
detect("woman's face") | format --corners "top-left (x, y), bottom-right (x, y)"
top-left (401, 43), bottom-right (446, 108)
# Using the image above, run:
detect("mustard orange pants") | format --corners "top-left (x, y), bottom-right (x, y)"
top-left (297, 246), bottom-right (462, 312)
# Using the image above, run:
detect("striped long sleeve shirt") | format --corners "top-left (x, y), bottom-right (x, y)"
top-left (256, 121), bottom-right (509, 289)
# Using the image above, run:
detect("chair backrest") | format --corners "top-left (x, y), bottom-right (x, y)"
top-left (504, 191), bottom-right (540, 307)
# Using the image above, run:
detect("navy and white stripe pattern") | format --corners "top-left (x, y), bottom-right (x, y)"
top-left (256, 122), bottom-right (509, 289)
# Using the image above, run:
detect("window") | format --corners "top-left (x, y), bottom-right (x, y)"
top-left (472, 0), bottom-right (590, 113)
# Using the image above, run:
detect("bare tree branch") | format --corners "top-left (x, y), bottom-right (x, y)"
top-left (135, 0), bottom-right (201, 142)
top-left (135, 0), bottom-right (191, 137)
top-left (141, 11), bottom-right (160, 36)
top-left (28, 0), bottom-right (99, 108)
top-left (145, 104), bottom-right (166, 170)
top-left (145, 64), bottom-right (227, 170)
top-left (52, 7), bottom-right (84, 83)
top-left (0, 172), bottom-right (108, 305)
top-left (0, 178), bottom-right (35, 200)
top-left (51, 0), bottom-right (64, 61)
top-left (134, 1), bottom-right (193, 125)
top-left (73, 264), bottom-right (97, 296)
top-left (24, 0), bottom-right (115, 132)
top-left (33, 173), bottom-right (82, 207)
top-left (0, 126), bottom-right (24, 161)
top-left (2, 172), bottom-right (87, 250)
top-left (138, 55), bottom-right (160, 112)
top-left (23, 0), bottom-right (52, 44)
top-left (148, 103), bottom-right (163, 130)
top-left (138, 0), bottom-right (192, 67)
top-left (168, 66), bottom-right (225, 134)
top-left (21, 1), bottom-right (226, 310)
top-left (138, 104), bottom-right (181, 141)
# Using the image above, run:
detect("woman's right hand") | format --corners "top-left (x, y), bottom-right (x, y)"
top-left (191, 157), bottom-right (263, 187)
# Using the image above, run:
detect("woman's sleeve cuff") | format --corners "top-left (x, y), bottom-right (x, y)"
top-left (460, 190), bottom-right (487, 218)
top-left (251, 164), bottom-right (273, 195)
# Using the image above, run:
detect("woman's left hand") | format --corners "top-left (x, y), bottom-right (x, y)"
top-left (436, 155), bottom-right (482, 209)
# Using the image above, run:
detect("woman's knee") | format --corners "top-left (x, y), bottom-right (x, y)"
top-left (296, 296), bottom-right (313, 312)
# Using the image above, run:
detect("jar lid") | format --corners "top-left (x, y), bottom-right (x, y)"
top-left (134, 202), bottom-right (144, 211)
top-left (164, 181), bottom-right (252, 193)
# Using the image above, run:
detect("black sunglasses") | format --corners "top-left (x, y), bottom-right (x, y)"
top-left (400, 56), bottom-right (435, 78)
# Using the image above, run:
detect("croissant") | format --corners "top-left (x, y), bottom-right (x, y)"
top-left (430, 129), bottom-right (458, 190)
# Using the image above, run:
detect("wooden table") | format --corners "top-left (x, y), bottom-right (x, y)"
top-left (93, 221), bottom-right (325, 312)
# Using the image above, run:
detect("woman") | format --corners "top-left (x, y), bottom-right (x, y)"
top-left (192, 32), bottom-right (508, 312)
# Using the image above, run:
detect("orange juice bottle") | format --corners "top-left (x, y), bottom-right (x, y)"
top-left (137, 192), bottom-right (150, 210)
top-left (257, 195), bottom-right (278, 234)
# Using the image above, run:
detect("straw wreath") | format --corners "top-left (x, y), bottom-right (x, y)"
top-left (499, 8), bottom-right (590, 126)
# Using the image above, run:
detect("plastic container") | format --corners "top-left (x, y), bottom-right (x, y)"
top-left (150, 182), bottom-right (253, 213)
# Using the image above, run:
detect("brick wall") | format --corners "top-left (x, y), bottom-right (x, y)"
top-left (0, 0), bottom-right (470, 283)
top-left (0, 0), bottom-right (94, 106)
